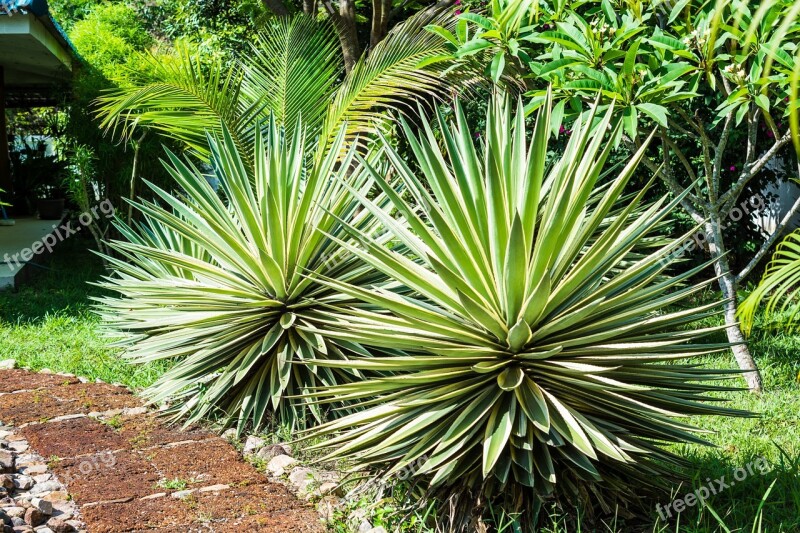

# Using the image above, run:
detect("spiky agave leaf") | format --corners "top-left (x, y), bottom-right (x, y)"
top-left (299, 93), bottom-right (749, 516)
top-left (94, 119), bottom-right (393, 433)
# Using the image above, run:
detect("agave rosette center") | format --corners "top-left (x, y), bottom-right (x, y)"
top-left (96, 120), bottom-right (391, 432)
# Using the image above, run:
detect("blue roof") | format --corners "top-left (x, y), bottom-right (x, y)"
top-left (0, 0), bottom-right (49, 17)
top-left (0, 0), bottom-right (80, 61)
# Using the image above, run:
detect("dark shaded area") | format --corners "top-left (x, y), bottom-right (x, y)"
top-left (0, 235), bottom-right (107, 323)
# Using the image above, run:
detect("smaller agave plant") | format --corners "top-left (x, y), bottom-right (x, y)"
top-left (300, 94), bottom-right (747, 521)
top-left (95, 119), bottom-right (393, 433)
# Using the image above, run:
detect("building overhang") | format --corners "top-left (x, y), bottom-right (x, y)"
top-left (1, 0), bottom-right (79, 107)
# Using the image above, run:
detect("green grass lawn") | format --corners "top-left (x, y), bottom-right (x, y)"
top-left (0, 237), bottom-right (168, 389)
top-left (537, 301), bottom-right (800, 532)
top-left (648, 309), bottom-right (800, 533)
top-left (1, 240), bottom-right (798, 532)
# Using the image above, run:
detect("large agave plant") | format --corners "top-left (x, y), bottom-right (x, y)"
top-left (95, 120), bottom-right (392, 432)
top-left (301, 95), bottom-right (747, 520)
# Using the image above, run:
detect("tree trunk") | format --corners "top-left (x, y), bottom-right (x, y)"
top-left (337, 0), bottom-right (361, 72)
top-left (302, 0), bottom-right (318, 15)
top-left (127, 132), bottom-right (146, 225)
top-left (370, 0), bottom-right (391, 50)
top-left (262, 0), bottom-right (289, 16)
top-left (705, 217), bottom-right (764, 392)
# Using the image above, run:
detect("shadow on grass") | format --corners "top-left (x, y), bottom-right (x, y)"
top-left (0, 236), bottom-right (108, 323)
top-left (0, 236), bottom-right (170, 389)
top-left (645, 446), bottom-right (800, 532)
top-left (557, 447), bottom-right (800, 533)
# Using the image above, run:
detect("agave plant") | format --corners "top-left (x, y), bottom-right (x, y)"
top-left (300, 94), bottom-right (747, 521)
top-left (739, 230), bottom-right (800, 334)
top-left (95, 120), bottom-right (394, 432)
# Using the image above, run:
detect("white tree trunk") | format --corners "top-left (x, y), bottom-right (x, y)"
top-left (705, 219), bottom-right (764, 392)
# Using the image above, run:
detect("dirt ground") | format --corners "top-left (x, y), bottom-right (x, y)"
top-left (1, 370), bottom-right (324, 532)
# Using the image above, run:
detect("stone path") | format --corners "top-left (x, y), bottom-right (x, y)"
top-left (0, 369), bottom-right (324, 532)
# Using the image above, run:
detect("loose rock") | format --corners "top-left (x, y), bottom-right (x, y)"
top-left (28, 500), bottom-right (51, 516)
top-left (12, 477), bottom-right (33, 491)
top-left (242, 436), bottom-right (265, 456)
top-left (317, 482), bottom-right (340, 497)
top-left (0, 419), bottom-right (82, 532)
top-left (139, 493), bottom-right (166, 501)
top-left (198, 484), bottom-right (229, 493)
top-left (45, 517), bottom-right (74, 533)
top-left (288, 467), bottom-right (314, 493)
top-left (0, 452), bottom-right (13, 473)
top-left (23, 508), bottom-right (44, 527)
top-left (266, 455), bottom-right (297, 477)
top-left (255, 443), bottom-right (291, 462)
top-left (29, 482), bottom-right (61, 496)
top-left (18, 466), bottom-right (46, 477)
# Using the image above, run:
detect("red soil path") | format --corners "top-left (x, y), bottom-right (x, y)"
top-left (0, 369), bottom-right (324, 532)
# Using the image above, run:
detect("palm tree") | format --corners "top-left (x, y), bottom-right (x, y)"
top-left (95, 7), bottom-right (462, 167)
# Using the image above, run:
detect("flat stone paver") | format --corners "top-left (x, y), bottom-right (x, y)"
top-left (0, 369), bottom-right (324, 532)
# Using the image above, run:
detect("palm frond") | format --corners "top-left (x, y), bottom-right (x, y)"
top-left (94, 10), bottom-right (465, 165)
top-left (739, 229), bottom-right (800, 334)
top-left (241, 16), bottom-right (343, 142)
top-left (94, 44), bottom-right (261, 160)
top-left (318, 6), bottom-right (464, 155)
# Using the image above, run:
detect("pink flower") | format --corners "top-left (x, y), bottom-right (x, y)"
top-left (767, 130), bottom-right (774, 138)
top-left (559, 124), bottom-right (566, 134)
top-left (729, 165), bottom-right (736, 171)
top-left (455, 0), bottom-right (461, 4)
top-left (455, 9), bottom-right (461, 15)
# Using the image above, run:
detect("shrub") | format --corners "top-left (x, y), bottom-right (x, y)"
top-left (95, 120), bottom-right (391, 432)
top-left (739, 229), bottom-right (800, 333)
top-left (300, 95), bottom-right (748, 529)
